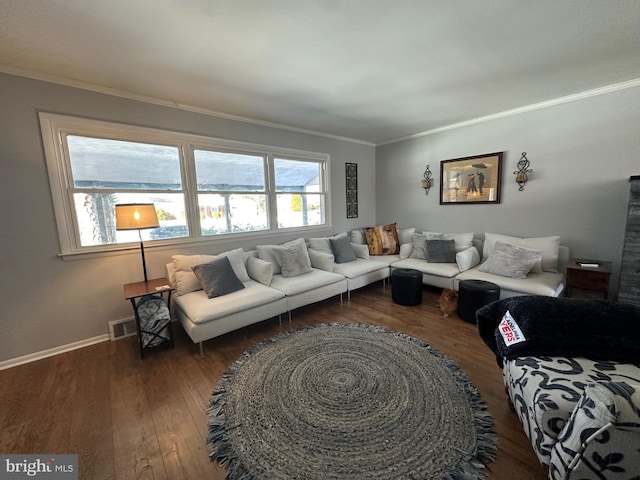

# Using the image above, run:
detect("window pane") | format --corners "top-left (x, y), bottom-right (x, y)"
top-left (67, 136), bottom-right (182, 190)
top-left (73, 192), bottom-right (186, 246)
top-left (274, 158), bottom-right (321, 192)
top-left (276, 194), bottom-right (324, 228)
top-left (194, 150), bottom-right (265, 191)
top-left (199, 193), bottom-right (268, 235)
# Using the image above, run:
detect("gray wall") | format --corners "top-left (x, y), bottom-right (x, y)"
top-left (2, 71), bottom-right (638, 364)
top-left (376, 85), bottom-right (640, 298)
top-left (0, 72), bottom-right (376, 363)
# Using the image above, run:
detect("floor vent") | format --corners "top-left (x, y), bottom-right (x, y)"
top-left (108, 318), bottom-right (137, 341)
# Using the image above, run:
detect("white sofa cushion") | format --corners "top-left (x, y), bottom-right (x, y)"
top-left (174, 280), bottom-right (285, 324)
top-left (351, 243), bottom-right (370, 259)
top-left (308, 248), bottom-right (335, 271)
top-left (392, 258), bottom-right (461, 278)
top-left (270, 269), bottom-right (344, 296)
top-left (456, 246), bottom-right (481, 272)
top-left (247, 256), bottom-right (273, 286)
top-left (333, 258), bottom-right (388, 279)
top-left (455, 268), bottom-right (565, 297)
top-left (424, 231), bottom-right (474, 252)
top-left (483, 233), bottom-right (560, 273)
top-left (172, 248), bottom-right (249, 295)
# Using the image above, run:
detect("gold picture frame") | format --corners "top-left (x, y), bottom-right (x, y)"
top-left (440, 152), bottom-right (503, 205)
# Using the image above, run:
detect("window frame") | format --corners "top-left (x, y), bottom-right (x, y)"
top-left (40, 113), bottom-right (331, 257)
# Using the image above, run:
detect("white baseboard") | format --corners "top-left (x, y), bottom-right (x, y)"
top-left (0, 334), bottom-right (110, 371)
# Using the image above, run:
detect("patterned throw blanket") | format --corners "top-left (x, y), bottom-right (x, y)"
top-left (476, 296), bottom-right (640, 367)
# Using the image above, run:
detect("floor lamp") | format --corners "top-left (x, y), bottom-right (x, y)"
top-left (115, 203), bottom-right (160, 282)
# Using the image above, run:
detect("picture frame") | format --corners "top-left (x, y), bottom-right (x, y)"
top-left (439, 152), bottom-right (503, 205)
top-left (346, 162), bottom-right (358, 218)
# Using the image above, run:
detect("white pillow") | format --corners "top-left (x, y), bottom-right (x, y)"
top-left (172, 254), bottom-right (218, 295)
top-left (351, 243), bottom-right (370, 260)
top-left (410, 232), bottom-right (443, 259)
top-left (350, 229), bottom-right (366, 245)
top-left (397, 227), bottom-right (416, 245)
top-left (478, 241), bottom-right (542, 279)
top-left (456, 246), bottom-right (481, 272)
top-left (308, 233), bottom-right (349, 256)
top-left (247, 256), bottom-right (273, 286)
top-left (483, 233), bottom-right (560, 272)
top-left (308, 248), bottom-right (335, 271)
top-left (217, 248), bottom-right (250, 282)
top-left (399, 243), bottom-right (413, 259)
top-left (446, 232), bottom-right (474, 252)
top-left (171, 249), bottom-right (249, 295)
top-left (422, 232), bottom-right (473, 253)
top-left (308, 237), bottom-right (332, 255)
top-left (256, 244), bottom-right (282, 274)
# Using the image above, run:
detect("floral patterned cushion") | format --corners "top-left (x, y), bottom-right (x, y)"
top-left (503, 356), bottom-right (640, 472)
top-left (550, 382), bottom-right (640, 479)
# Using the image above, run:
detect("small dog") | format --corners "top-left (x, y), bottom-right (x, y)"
top-left (438, 289), bottom-right (458, 318)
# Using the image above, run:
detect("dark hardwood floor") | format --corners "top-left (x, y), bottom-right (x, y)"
top-left (0, 283), bottom-right (547, 480)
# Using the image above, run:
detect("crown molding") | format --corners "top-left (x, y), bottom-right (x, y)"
top-left (0, 64), bottom-right (375, 147)
top-left (377, 78), bottom-right (640, 146)
top-left (2, 64), bottom-right (638, 149)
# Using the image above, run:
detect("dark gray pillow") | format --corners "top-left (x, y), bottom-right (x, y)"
top-left (330, 235), bottom-right (357, 263)
top-left (425, 239), bottom-right (457, 263)
top-left (192, 256), bottom-right (245, 299)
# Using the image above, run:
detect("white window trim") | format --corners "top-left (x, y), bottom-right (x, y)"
top-left (39, 112), bottom-right (332, 257)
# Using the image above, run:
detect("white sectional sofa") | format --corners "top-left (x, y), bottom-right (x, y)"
top-left (165, 228), bottom-right (570, 353)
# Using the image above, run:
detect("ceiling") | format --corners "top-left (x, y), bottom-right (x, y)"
top-left (1, 0), bottom-right (639, 145)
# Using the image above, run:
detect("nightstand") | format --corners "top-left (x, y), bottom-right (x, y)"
top-left (565, 259), bottom-right (613, 300)
top-left (124, 277), bottom-right (175, 358)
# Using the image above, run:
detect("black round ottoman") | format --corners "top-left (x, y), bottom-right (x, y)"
top-left (391, 269), bottom-right (423, 306)
top-left (457, 280), bottom-right (500, 323)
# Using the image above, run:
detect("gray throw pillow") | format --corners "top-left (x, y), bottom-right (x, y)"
top-left (330, 235), bottom-right (357, 263)
top-left (477, 241), bottom-right (542, 279)
top-left (272, 237), bottom-right (313, 278)
top-left (192, 256), bottom-right (245, 299)
top-left (409, 232), bottom-right (443, 259)
top-left (426, 239), bottom-right (457, 263)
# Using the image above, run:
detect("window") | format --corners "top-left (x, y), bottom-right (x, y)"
top-left (194, 150), bottom-right (268, 235)
top-left (40, 113), bottom-right (330, 255)
top-left (274, 157), bottom-right (324, 228)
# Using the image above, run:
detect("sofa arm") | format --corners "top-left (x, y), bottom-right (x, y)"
top-left (549, 382), bottom-right (640, 480)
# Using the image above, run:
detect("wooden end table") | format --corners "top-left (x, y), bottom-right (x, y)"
top-left (565, 259), bottom-right (613, 300)
top-left (124, 277), bottom-right (175, 358)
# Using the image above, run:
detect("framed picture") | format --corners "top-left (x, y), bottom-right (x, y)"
top-left (440, 152), bottom-right (503, 205)
top-left (346, 162), bottom-right (358, 218)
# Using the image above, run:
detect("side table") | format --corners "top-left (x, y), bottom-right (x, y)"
top-left (124, 277), bottom-right (175, 358)
top-left (565, 259), bottom-right (612, 300)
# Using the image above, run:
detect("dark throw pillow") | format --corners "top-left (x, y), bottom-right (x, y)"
top-left (330, 235), bottom-right (357, 264)
top-left (192, 256), bottom-right (245, 299)
top-left (425, 239), bottom-right (457, 263)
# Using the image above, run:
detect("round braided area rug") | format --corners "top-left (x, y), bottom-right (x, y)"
top-left (207, 323), bottom-right (497, 479)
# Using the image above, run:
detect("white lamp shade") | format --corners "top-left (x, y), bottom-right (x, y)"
top-left (115, 203), bottom-right (160, 230)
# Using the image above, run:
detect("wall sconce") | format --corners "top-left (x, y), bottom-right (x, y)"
top-left (421, 165), bottom-right (433, 195)
top-left (514, 152), bottom-right (532, 191)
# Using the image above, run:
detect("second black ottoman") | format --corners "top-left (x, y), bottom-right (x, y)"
top-left (457, 280), bottom-right (500, 323)
top-left (391, 268), bottom-right (423, 306)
